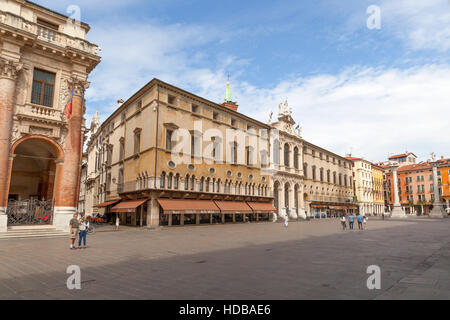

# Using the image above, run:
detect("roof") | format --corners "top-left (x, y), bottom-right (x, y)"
top-left (398, 162), bottom-right (431, 173)
top-left (389, 152), bottom-right (417, 160)
top-left (345, 157), bottom-right (361, 161)
top-left (95, 78), bottom-right (271, 137)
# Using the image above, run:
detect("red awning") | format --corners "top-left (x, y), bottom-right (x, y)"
top-left (96, 200), bottom-right (120, 208)
top-left (214, 201), bottom-right (253, 214)
top-left (246, 202), bottom-right (277, 213)
top-left (111, 199), bottom-right (147, 213)
top-left (157, 199), bottom-right (220, 214)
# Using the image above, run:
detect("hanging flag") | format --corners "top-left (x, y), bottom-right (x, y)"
top-left (64, 86), bottom-right (74, 119)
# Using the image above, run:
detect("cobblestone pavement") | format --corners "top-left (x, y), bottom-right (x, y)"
top-left (0, 218), bottom-right (449, 300)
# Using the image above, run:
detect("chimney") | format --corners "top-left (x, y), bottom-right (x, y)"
top-left (117, 99), bottom-right (124, 108)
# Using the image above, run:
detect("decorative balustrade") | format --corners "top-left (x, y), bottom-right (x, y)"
top-left (16, 104), bottom-right (63, 122)
top-left (0, 10), bottom-right (99, 55)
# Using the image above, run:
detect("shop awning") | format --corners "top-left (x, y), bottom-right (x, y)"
top-left (329, 206), bottom-right (347, 210)
top-left (246, 202), bottom-right (277, 213)
top-left (214, 201), bottom-right (253, 214)
top-left (96, 200), bottom-right (120, 208)
top-left (157, 199), bottom-right (220, 214)
top-left (311, 205), bottom-right (329, 208)
top-left (111, 199), bottom-right (147, 213)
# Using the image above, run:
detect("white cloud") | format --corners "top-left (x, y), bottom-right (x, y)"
top-left (225, 64), bottom-right (450, 163)
top-left (380, 0), bottom-right (450, 52)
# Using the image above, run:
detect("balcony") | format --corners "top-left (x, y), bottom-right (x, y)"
top-left (0, 10), bottom-right (99, 56)
top-left (16, 103), bottom-right (64, 124)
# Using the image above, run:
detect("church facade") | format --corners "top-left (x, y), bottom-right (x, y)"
top-left (0, 0), bottom-right (100, 232)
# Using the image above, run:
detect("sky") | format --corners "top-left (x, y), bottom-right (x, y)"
top-left (35, 0), bottom-right (450, 163)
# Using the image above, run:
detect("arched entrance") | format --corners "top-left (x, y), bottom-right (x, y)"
top-left (274, 181), bottom-right (280, 212)
top-left (7, 136), bottom-right (63, 226)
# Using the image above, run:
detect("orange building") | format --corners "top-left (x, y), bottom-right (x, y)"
top-left (437, 158), bottom-right (450, 212)
top-left (385, 162), bottom-right (434, 215)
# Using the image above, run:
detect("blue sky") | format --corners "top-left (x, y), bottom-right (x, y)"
top-left (35, 0), bottom-right (450, 162)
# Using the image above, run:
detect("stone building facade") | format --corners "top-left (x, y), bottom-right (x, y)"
top-left (372, 164), bottom-right (385, 215)
top-left (0, 0), bottom-right (99, 232)
top-left (84, 79), bottom-right (275, 227)
top-left (346, 157), bottom-right (375, 216)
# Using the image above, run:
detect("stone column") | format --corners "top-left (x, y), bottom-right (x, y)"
top-left (429, 163), bottom-right (446, 218)
top-left (288, 186), bottom-right (297, 219)
top-left (54, 78), bottom-right (89, 231)
top-left (0, 58), bottom-right (22, 232)
top-left (390, 165), bottom-right (406, 218)
top-left (146, 196), bottom-right (160, 228)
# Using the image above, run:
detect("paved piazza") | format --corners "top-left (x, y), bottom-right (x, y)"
top-left (0, 218), bottom-right (449, 300)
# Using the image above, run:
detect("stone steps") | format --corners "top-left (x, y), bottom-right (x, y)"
top-left (0, 227), bottom-right (69, 240)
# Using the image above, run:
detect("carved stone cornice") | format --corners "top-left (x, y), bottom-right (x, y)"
top-left (67, 77), bottom-right (90, 97)
top-left (0, 58), bottom-right (22, 80)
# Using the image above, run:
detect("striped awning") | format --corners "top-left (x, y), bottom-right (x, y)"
top-left (157, 199), bottom-right (220, 214)
top-left (111, 199), bottom-right (147, 213)
top-left (214, 201), bottom-right (253, 214)
top-left (246, 202), bottom-right (277, 213)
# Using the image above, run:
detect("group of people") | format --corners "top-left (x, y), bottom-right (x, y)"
top-left (69, 213), bottom-right (90, 250)
top-left (340, 213), bottom-right (368, 231)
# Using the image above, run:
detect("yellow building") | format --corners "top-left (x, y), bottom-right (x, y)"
top-left (87, 79), bottom-right (275, 227)
top-left (372, 164), bottom-right (385, 215)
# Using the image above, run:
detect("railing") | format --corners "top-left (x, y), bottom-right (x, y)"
top-left (16, 103), bottom-right (63, 122)
top-left (0, 10), bottom-right (99, 55)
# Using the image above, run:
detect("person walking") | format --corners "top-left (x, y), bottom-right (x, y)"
top-left (357, 214), bottom-right (363, 230)
top-left (69, 213), bottom-right (79, 250)
top-left (284, 215), bottom-right (289, 228)
top-left (363, 216), bottom-right (368, 230)
top-left (115, 214), bottom-right (120, 231)
top-left (348, 213), bottom-right (355, 230)
top-left (340, 214), bottom-right (347, 230)
top-left (78, 216), bottom-right (89, 248)
top-left (382, 212), bottom-right (385, 220)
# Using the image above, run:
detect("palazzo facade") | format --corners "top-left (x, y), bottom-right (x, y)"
top-left (0, 0), bottom-right (100, 231)
top-left (85, 79), bottom-right (275, 227)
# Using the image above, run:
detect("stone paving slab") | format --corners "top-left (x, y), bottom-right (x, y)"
top-left (0, 218), bottom-right (449, 299)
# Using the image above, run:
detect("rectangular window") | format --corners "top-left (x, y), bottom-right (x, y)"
top-left (134, 130), bottom-right (141, 154)
top-left (213, 112), bottom-right (219, 120)
top-left (31, 69), bottom-right (55, 107)
top-left (192, 104), bottom-right (199, 113)
top-left (168, 95), bottom-right (176, 105)
top-left (166, 129), bottom-right (173, 150)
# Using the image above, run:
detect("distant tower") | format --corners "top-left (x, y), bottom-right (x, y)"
top-left (222, 77), bottom-right (238, 111)
top-left (90, 110), bottom-right (100, 134)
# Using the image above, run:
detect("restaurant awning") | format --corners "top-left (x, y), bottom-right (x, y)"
top-left (96, 200), bottom-right (120, 208)
top-left (246, 202), bottom-right (277, 213)
top-left (111, 199), bottom-right (147, 213)
top-left (157, 199), bottom-right (220, 214)
top-left (329, 206), bottom-right (347, 210)
top-left (311, 205), bottom-right (329, 208)
top-left (214, 201), bottom-right (253, 214)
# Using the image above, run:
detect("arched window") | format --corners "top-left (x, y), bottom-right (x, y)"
top-left (284, 143), bottom-right (290, 167)
top-left (185, 174), bottom-right (189, 190)
top-left (167, 173), bottom-right (173, 189)
top-left (339, 174), bottom-right (342, 186)
top-left (333, 172), bottom-right (337, 184)
top-left (199, 177), bottom-right (204, 191)
top-left (294, 147), bottom-right (299, 169)
top-left (303, 163), bottom-right (308, 179)
top-left (174, 174), bottom-right (179, 189)
top-left (284, 183), bottom-right (290, 209)
top-left (216, 179), bottom-right (221, 193)
top-left (327, 170), bottom-right (331, 183)
top-left (320, 168), bottom-right (324, 182)
top-left (344, 174), bottom-right (347, 187)
top-left (206, 177), bottom-right (210, 192)
top-left (191, 175), bottom-right (196, 191)
top-left (312, 166), bottom-right (317, 181)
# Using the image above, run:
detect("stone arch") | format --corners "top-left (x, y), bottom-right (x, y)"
top-left (10, 135), bottom-right (64, 160)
